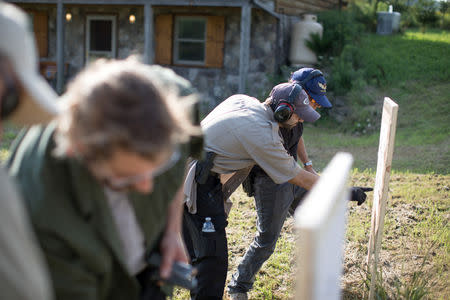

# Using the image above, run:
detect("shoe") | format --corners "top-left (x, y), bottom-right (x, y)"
top-left (228, 291), bottom-right (248, 300)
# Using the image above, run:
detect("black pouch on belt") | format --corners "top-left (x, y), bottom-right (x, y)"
top-left (196, 174), bottom-right (227, 231)
top-left (242, 166), bottom-right (257, 197)
top-left (195, 152), bottom-right (217, 185)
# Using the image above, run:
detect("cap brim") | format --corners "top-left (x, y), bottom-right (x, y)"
top-left (295, 105), bottom-right (320, 123)
top-left (7, 68), bottom-right (61, 125)
top-left (309, 92), bottom-right (332, 108)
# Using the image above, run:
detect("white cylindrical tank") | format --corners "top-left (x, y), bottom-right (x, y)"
top-left (289, 14), bottom-right (323, 67)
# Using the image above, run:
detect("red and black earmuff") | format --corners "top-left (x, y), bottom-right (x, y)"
top-left (273, 83), bottom-right (302, 123)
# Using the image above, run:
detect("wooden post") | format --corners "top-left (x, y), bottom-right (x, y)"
top-left (366, 97), bottom-right (399, 300)
top-left (56, 0), bottom-right (64, 94)
top-left (295, 152), bottom-right (354, 300)
top-left (143, 2), bottom-right (154, 65)
top-left (238, 2), bottom-right (251, 93)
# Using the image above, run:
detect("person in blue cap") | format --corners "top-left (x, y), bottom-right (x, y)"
top-left (290, 67), bottom-right (333, 108)
top-left (227, 68), bottom-right (368, 300)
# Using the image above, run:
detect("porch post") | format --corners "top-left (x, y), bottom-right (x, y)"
top-left (144, 2), bottom-right (154, 64)
top-left (238, 2), bottom-right (251, 93)
top-left (56, 0), bottom-right (64, 94)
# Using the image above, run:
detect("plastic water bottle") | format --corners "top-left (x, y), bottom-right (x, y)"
top-left (202, 217), bottom-right (215, 233)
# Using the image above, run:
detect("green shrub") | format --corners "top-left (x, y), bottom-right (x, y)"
top-left (401, 9), bottom-right (420, 29)
top-left (348, 0), bottom-right (378, 32)
top-left (328, 44), bottom-right (366, 95)
top-left (329, 57), bottom-right (354, 95)
top-left (383, 0), bottom-right (411, 13)
top-left (414, 0), bottom-right (439, 30)
top-left (439, 0), bottom-right (449, 16)
top-left (438, 11), bottom-right (450, 29)
top-left (316, 9), bottom-right (365, 57)
top-left (305, 32), bottom-right (333, 60)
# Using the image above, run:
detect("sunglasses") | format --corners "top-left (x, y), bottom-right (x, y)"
top-left (310, 98), bottom-right (322, 109)
top-left (102, 148), bottom-right (181, 191)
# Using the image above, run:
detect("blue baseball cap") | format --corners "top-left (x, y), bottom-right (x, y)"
top-left (291, 68), bottom-right (332, 108)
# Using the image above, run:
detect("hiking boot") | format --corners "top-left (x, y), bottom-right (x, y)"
top-left (228, 291), bottom-right (248, 300)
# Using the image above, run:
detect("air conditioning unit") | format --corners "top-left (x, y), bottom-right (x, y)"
top-left (377, 11), bottom-right (401, 35)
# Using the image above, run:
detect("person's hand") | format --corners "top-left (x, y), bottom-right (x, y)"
top-left (350, 187), bottom-right (373, 206)
top-left (159, 230), bottom-right (189, 279)
top-left (304, 165), bottom-right (318, 176)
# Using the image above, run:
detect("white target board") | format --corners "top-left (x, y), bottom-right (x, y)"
top-left (367, 97), bottom-right (399, 300)
top-left (295, 152), bottom-right (354, 300)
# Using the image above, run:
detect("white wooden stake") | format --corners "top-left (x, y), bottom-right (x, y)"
top-left (367, 97), bottom-right (399, 300)
top-left (295, 152), bottom-right (354, 300)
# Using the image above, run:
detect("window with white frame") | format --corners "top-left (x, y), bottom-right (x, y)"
top-left (86, 15), bottom-right (116, 63)
top-left (173, 16), bottom-right (206, 65)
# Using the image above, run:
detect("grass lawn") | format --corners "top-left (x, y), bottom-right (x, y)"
top-left (0, 124), bottom-right (20, 161)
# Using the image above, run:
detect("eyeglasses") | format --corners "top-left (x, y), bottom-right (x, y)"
top-left (102, 148), bottom-right (181, 190)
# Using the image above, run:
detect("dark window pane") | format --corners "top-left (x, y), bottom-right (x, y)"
top-left (90, 20), bottom-right (112, 51)
top-left (178, 42), bottom-right (204, 61)
top-left (178, 19), bottom-right (205, 40)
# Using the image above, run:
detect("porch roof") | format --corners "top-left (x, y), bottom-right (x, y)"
top-left (9, 0), bottom-right (249, 6)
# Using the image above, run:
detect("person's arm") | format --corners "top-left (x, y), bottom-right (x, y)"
top-left (288, 169), bottom-right (319, 190)
top-left (297, 136), bottom-right (318, 175)
top-left (159, 186), bottom-right (189, 279)
top-left (0, 177), bottom-right (53, 300)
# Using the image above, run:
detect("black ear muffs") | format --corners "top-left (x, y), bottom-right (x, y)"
top-left (273, 84), bottom-right (302, 123)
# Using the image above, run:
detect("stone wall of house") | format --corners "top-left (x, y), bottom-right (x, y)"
top-left (156, 7), bottom-right (279, 112)
top-left (17, 4), bottom-right (281, 113)
top-left (55, 5), bottom-right (146, 80)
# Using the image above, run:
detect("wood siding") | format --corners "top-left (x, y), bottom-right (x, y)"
top-left (275, 0), bottom-right (340, 15)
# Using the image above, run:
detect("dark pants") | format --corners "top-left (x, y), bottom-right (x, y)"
top-left (228, 172), bottom-right (307, 293)
top-left (183, 174), bottom-right (228, 300)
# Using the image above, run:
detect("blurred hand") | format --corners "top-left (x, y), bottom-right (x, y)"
top-left (159, 230), bottom-right (189, 279)
top-left (304, 165), bottom-right (318, 176)
top-left (350, 187), bottom-right (373, 206)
